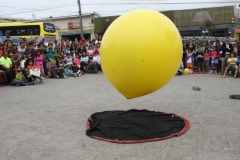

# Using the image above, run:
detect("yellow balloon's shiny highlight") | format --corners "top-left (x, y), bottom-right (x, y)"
top-left (100, 10), bottom-right (182, 99)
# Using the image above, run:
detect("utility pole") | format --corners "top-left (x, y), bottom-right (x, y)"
top-left (77, 0), bottom-right (84, 38)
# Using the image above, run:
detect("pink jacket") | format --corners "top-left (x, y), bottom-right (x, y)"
top-left (210, 51), bottom-right (220, 59)
top-left (34, 55), bottom-right (44, 73)
top-left (74, 58), bottom-right (81, 66)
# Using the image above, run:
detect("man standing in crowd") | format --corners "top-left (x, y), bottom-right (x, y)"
top-left (221, 37), bottom-right (233, 74)
top-left (183, 38), bottom-right (189, 50)
top-left (28, 41), bottom-right (36, 60)
top-left (18, 42), bottom-right (26, 57)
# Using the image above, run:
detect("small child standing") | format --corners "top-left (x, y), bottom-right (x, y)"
top-left (209, 46), bottom-right (220, 74)
top-left (186, 49), bottom-right (195, 74)
top-left (204, 49), bottom-right (210, 73)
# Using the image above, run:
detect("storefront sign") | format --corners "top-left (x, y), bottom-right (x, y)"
top-left (235, 27), bottom-right (240, 33)
top-left (68, 22), bottom-right (80, 29)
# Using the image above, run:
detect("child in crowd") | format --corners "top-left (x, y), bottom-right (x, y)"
top-left (204, 49), bottom-right (210, 73)
top-left (58, 51), bottom-right (65, 63)
top-left (89, 51), bottom-right (100, 74)
top-left (10, 69), bottom-right (28, 86)
top-left (186, 49), bottom-right (195, 74)
top-left (25, 58), bottom-right (43, 80)
top-left (64, 46), bottom-right (71, 57)
top-left (50, 60), bottom-right (65, 79)
top-left (80, 51), bottom-right (89, 73)
top-left (72, 62), bottom-right (81, 76)
top-left (63, 65), bottom-right (74, 77)
top-left (73, 56), bottom-right (81, 68)
top-left (209, 46), bottom-right (220, 74)
top-left (65, 53), bottom-right (73, 69)
top-left (34, 50), bottom-right (44, 76)
top-left (87, 46), bottom-right (95, 59)
top-left (222, 52), bottom-right (238, 78)
top-left (26, 59), bottom-right (39, 70)
top-left (46, 45), bottom-right (55, 60)
top-left (20, 52), bottom-right (28, 69)
top-left (196, 46), bottom-right (205, 74)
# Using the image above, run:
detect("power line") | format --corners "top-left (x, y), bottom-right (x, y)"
top-left (81, 1), bottom-right (239, 5)
top-left (1, 3), bottom-right (77, 16)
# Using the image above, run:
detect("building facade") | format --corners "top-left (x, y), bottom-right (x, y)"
top-left (36, 13), bottom-right (100, 41)
top-left (94, 6), bottom-right (239, 39)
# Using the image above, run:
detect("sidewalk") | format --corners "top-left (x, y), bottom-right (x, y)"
top-left (0, 74), bottom-right (239, 160)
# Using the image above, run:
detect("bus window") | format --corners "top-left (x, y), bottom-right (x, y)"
top-left (5, 29), bottom-right (12, 36)
top-left (16, 28), bottom-right (25, 35)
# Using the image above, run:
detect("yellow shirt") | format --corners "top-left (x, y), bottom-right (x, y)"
top-left (227, 58), bottom-right (237, 64)
top-left (0, 56), bottom-right (12, 69)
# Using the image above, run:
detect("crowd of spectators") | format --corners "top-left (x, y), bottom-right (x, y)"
top-left (182, 37), bottom-right (240, 78)
top-left (0, 36), bottom-right (101, 87)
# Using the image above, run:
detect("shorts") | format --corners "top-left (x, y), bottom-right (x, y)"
top-left (186, 63), bottom-right (193, 68)
top-left (226, 64), bottom-right (237, 70)
top-left (197, 61), bottom-right (204, 67)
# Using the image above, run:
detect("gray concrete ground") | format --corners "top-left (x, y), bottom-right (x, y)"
top-left (0, 74), bottom-right (240, 160)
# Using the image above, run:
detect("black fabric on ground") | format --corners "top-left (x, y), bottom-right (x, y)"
top-left (86, 109), bottom-right (188, 141)
top-left (192, 86), bottom-right (201, 91)
top-left (229, 95), bottom-right (240, 99)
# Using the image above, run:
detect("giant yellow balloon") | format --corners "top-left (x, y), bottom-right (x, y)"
top-left (101, 10), bottom-right (182, 99)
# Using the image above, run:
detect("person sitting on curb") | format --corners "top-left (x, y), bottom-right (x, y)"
top-left (222, 52), bottom-right (238, 78)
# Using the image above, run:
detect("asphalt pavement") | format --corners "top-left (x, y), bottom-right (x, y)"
top-left (0, 74), bottom-right (240, 160)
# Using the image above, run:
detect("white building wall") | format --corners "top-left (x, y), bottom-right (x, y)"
top-left (39, 14), bottom-right (96, 40)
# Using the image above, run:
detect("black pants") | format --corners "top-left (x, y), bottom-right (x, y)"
top-left (80, 62), bottom-right (88, 72)
top-left (0, 68), bottom-right (15, 84)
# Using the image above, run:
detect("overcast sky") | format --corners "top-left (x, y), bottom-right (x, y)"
top-left (0, 0), bottom-right (239, 20)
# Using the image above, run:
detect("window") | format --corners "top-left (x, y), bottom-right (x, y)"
top-left (0, 25), bottom-right (40, 36)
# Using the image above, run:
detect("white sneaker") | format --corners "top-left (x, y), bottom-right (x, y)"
top-left (209, 70), bottom-right (212, 75)
top-left (41, 77), bottom-right (45, 80)
top-left (215, 71), bottom-right (217, 74)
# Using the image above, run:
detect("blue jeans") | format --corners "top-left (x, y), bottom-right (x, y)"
top-left (89, 63), bottom-right (100, 73)
top-left (10, 80), bottom-right (28, 86)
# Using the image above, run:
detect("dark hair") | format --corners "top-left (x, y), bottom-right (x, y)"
top-left (24, 58), bottom-right (33, 68)
top-left (66, 53), bottom-right (70, 56)
top-left (13, 50), bottom-right (19, 54)
top-left (38, 42), bottom-right (44, 48)
top-left (82, 51), bottom-right (87, 57)
top-left (28, 41), bottom-right (33, 45)
top-left (231, 52), bottom-right (236, 57)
